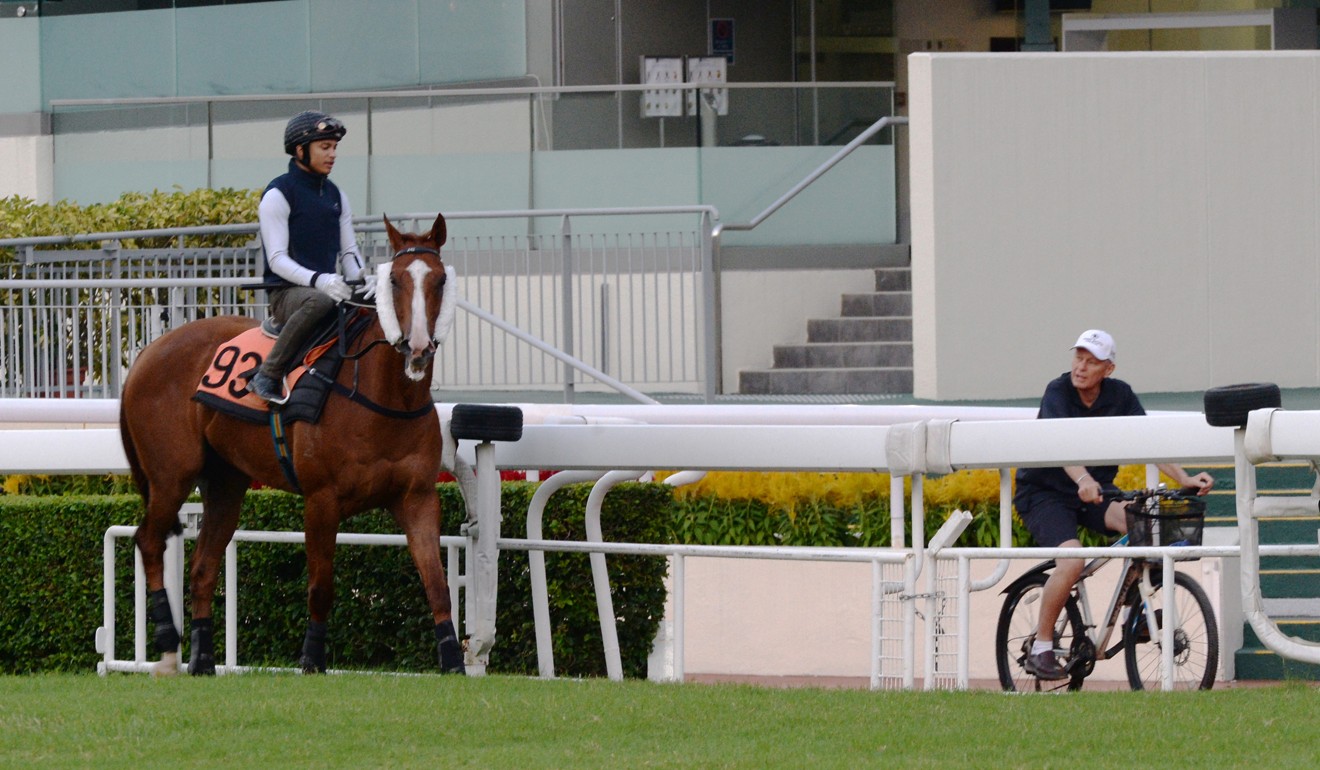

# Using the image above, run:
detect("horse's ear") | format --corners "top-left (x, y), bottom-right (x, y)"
top-left (383, 214), bottom-right (402, 252)
top-left (430, 212), bottom-right (447, 248)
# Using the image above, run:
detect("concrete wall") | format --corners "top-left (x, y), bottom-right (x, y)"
top-left (671, 555), bottom-right (1230, 685)
top-left (909, 51), bottom-right (1320, 401)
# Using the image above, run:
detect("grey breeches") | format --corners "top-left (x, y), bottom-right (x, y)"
top-left (261, 286), bottom-right (337, 376)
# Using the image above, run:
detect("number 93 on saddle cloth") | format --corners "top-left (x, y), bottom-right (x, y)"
top-left (192, 310), bottom-right (372, 425)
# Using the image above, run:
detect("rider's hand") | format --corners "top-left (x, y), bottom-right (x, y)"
top-left (314, 274), bottom-right (352, 303)
top-left (1075, 475), bottom-right (1103, 504)
top-left (360, 273), bottom-right (378, 301)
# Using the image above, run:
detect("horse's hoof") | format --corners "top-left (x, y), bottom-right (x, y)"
top-left (151, 652), bottom-right (179, 677)
top-left (298, 655), bottom-right (327, 675)
top-left (189, 655), bottom-right (216, 676)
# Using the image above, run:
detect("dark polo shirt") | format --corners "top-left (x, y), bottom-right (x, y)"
top-left (1013, 372), bottom-right (1146, 496)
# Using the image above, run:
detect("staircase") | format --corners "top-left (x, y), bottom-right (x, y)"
top-left (738, 266), bottom-right (913, 396)
top-left (1198, 461), bottom-right (1320, 681)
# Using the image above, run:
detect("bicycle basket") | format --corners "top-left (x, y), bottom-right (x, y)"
top-left (1124, 495), bottom-right (1206, 561)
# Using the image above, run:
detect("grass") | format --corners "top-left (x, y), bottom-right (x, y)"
top-left (1, 674), bottom-right (1318, 768)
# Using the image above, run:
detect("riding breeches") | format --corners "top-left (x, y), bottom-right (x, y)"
top-left (260, 286), bottom-right (337, 377)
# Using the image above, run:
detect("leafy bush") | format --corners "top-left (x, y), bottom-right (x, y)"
top-left (0, 483), bottom-right (670, 677)
top-left (0, 187), bottom-right (261, 258)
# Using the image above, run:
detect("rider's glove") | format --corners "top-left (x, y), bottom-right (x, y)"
top-left (314, 274), bottom-right (352, 303)
top-left (359, 273), bottom-right (378, 300)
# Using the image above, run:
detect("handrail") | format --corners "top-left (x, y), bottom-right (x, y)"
top-left (721, 115), bottom-right (906, 232)
top-left (49, 81), bottom-right (897, 108)
top-left (0, 205), bottom-right (721, 249)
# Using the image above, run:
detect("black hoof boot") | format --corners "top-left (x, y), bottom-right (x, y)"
top-left (299, 620), bottom-right (328, 674)
top-left (189, 617), bottom-right (216, 676)
top-left (148, 588), bottom-right (181, 654)
top-left (436, 620), bottom-right (465, 675)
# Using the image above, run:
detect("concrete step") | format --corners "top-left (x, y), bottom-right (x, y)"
top-left (1260, 570), bottom-right (1320, 599)
top-left (738, 367), bottom-right (914, 396)
top-left (1235, 618), bottom-right (1320, 681)
top-left (841, 292), bottom-right (910, 318)
top-left (874, 266), bottom-right (910, 292)
top-left (772, 341), bottom-right (912, 369)
top-left (807, 317), bottom-right (911, 344)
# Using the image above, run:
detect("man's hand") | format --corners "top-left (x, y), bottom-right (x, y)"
top-left (1182, 471), bottom-right (1215, 496)
top-left (360, 273), bottom-right (378, 300)
top-left (315, 274), bottom-right (352, 303)
top-left (1075, 474), bottom-right (1103, 505)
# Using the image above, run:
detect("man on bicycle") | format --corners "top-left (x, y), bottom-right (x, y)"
top-left (1012, 329), bottom-right (1215, 680)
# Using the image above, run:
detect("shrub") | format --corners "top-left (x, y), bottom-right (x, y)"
top-left (0, 482), bottom-right (670, 678)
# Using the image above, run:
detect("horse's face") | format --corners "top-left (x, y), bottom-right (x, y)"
top-left (378, 213), bottom-right (455, 382)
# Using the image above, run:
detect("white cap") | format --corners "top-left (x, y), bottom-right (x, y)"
top-left (1073, 329), bottom-right (1115, 362)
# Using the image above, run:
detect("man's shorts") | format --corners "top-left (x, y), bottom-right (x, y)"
top-left (1013, 485), bottom-right (1118, 548)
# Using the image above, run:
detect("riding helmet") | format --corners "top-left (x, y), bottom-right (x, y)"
top-left (283, 111), bottom-right (347, 156)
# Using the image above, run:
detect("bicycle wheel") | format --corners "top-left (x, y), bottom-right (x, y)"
top-left (1123, 569), bottom-right (1218, 690)
top-left (995, 572), bottom-right (1089, 692)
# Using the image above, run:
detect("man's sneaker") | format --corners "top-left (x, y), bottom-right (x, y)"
top-left (1024, 648), bottom-right (1068, 680)
top-left (248, 372), bottom-right (286, 403)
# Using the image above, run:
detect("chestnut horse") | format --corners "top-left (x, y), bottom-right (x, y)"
top-left (119, 213), bottom-right (464, 675)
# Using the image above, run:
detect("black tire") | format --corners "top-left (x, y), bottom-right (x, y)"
top-left (449, 404), bottom-right (523, 442)
top-left (995, 572), bottom-right (1089, 692)
top-left (1203, 382), bottom-right (1281, 428)
top-left (1122, 569), bottom-right (1218, 691)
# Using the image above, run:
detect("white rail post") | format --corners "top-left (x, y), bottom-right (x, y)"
top-left (464, 438), bottom-right (502, 676)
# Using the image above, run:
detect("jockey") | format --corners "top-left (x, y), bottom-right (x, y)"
top-left (249, 110), bottom-right (376, 402)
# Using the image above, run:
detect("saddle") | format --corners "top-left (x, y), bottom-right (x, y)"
top-left (193, 308), bottom-right (373, 425)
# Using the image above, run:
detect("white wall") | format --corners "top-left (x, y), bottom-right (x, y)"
top-left (0, 135), bottom-right (52, 201)
top-left (910, 51), bottom-right (1320, 400)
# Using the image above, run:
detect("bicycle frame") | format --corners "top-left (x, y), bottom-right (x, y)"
top-left (1072, 539), bottom-right (1169, 664)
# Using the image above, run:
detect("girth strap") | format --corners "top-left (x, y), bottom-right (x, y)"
top-left (303, 366), bottom-right (435, 421)
top-left (268, 408), bottom-right (303, 494)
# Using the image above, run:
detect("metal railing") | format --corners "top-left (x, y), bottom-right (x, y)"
top-left (0, 207), bottom-right (716, 401)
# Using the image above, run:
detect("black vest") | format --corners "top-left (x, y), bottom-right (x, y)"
top-left (262, 160), bottom-right (343, 286)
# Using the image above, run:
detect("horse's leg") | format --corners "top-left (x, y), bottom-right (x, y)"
top-left (133, 475), bottom-right (195, 677)
top-left (300, 496), bottom-right (340, 674)
top-left (185, 463), bottom-right (249, 676)
top-left (393, 488), bottom-right (465, 674)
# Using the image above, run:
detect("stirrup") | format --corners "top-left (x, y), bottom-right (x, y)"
top-left (249, 372), bottom-right (289, 405)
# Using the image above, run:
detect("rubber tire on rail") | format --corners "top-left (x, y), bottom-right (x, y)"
top-left (1202, 382), bottom-right (1281, 428)
top-left (449, 404), bottom-right (524, 443)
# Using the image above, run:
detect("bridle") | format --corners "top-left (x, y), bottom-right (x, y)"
top-left (374, 246), bottom-right (457, 358)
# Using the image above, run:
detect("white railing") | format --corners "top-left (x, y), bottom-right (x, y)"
top-left (4, 399), bottom-right (1317, 687)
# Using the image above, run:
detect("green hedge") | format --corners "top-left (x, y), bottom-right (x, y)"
top-left (0, 482), bottom-right (669, 677)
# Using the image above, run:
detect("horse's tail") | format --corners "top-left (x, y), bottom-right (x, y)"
top-left (118, 404), bottom-right (150, 511)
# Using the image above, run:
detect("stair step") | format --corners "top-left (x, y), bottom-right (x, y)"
top-left (841, 292), bottom-right (911, 317)
top-left (807, 317), bottom-right (911, 343)
top-left (773, 342), bottom-right (912, 369)
top-left (1260, 570), bottom-right (1320, 599)
top-left (1243, 618), bottom-right (1320, 647)
top-left (1234, 649), bottom-right (1320, 680)
top-left (874, 267), bottom-right (910, 292)
top-left (738, 367), bottom-right (913, 396)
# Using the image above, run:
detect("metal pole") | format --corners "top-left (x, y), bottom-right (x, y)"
top-left (560, 215), bottom-right (575, 403)
top-left (703, 217), bottom-right (721, 401)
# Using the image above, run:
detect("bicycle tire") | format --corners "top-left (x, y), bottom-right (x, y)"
top-left (995, 572), bottom-right (1088, 692)
top-left (1203, 382), bottom-right (1281, 428)
top-left (1122, 570), bottom-right (1218, 690)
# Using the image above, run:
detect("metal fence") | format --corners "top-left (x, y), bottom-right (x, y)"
top-left (0, 208), bottom-right (715, 401)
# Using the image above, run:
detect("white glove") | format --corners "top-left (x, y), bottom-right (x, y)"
top-left (360, 273), bottom-right (378, 300)
top-left (314, 274), bottom-right (352, 303)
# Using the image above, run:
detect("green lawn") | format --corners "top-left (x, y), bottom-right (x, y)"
top-left (1, 673), bottom-right (1317, 768)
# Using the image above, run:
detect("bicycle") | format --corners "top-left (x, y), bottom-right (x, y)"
top-left (995, 486), bottom-right (1219, 692)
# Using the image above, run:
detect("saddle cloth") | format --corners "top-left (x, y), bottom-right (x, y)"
top-left (192, 312), bottom-right (366, 425)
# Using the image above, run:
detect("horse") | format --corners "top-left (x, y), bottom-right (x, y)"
top-left (118, 212), bottom-right (465, 676)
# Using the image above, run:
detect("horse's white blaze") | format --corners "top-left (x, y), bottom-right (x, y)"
top-left (405, 260), bottom-right (433, 353)
top-left (375, 263), bottom-right (402, 345)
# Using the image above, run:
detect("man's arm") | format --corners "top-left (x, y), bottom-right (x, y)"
top-left (1155, 463), bottom-right (1215, 495)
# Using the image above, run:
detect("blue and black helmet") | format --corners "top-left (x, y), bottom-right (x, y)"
top-left (283, 111), bottom-right (347, 156)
